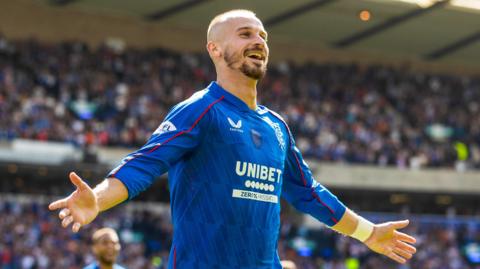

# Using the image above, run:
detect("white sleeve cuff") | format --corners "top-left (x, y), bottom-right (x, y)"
top-left (351, 217), bottom-right (374, 242)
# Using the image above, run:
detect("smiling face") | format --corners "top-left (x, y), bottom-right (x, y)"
top-left (207, 11), bottom-right (269, 80)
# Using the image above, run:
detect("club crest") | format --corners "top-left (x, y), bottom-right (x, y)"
top-left (250, 129), bottom-right (262, 148)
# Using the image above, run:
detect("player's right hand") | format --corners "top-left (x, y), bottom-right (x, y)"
top-left (48, 172), bottom-right (100, 233)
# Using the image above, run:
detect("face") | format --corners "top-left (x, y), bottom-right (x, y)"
top-left (93, 233), bottom-right (121, 265)
top-left (218, 17), bottom-right (269, 80)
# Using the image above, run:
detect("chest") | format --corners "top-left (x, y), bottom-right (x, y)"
top-left (207, 110), bottom-right (287, 165)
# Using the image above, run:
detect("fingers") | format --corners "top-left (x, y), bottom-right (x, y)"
top-left (391, 219), bottom-right (409, 230)
top-left (62, 215), bottom-right (74, 228)
top-left (48, 198), bottom-right (67, 211)
top-left (396, 240), bottom-right (417, 254)
top-left (70, 172), bottom-right (88, 190)
top-left (48, 172), bottom-right (88, 233)
top-left (393, 246), bottom-right (413, 260)
top-left (395, 230), bottom-right (417, 244)
top-left (387, 251), bottom-right (407, 264)
top-left (386, 234), bottom-right (416, 264)
top-left (59, 208), bottom-right (70, 219)
top-left (49, 172), bottom-right (85, 211)
top-left (59, 209), bottom-right (82, 233)
top-left (72, 222), bottom-right (82, 233)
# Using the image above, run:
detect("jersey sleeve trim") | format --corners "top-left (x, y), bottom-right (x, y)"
top-left (291, 151), bottom-right (339, 224)
top-left (110, 95), bottom-right (225, 179)
top-left (173, 246), bottom-right (177, 269)
top-left (268, 109), bottom-right (339, 224)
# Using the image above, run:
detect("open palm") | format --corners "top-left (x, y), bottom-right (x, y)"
top-left (48, 172), bottom-right (100, 232)
top-left (364, 220), bottom-right (417, 264)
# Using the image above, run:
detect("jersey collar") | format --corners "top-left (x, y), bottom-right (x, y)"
top-left (208, 81), bottom-right (256, 113)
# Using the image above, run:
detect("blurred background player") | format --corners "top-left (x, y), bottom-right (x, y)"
top-left (84, 227), bottom-right (126, 269)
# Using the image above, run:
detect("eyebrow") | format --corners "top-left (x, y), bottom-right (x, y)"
top-left (96, 238), bottom-right (119, 243)
top-left (236, 27), bottom-right (268, 39)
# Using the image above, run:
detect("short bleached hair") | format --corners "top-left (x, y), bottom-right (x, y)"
top-left (207, 9), bottom-right (258, 41)
top-left (92, 227), bottom-right (119, 244)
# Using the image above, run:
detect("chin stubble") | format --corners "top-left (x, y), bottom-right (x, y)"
top-left (224, 49), bottom-right (267, 80)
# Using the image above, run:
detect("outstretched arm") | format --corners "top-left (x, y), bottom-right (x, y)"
top-left (48, 172), bottom-right (128, 232)
top-left (332, 209), bottom-right (416, 264)
top-left (281, 127), bottom-right (416, 264)
top-left (48, 94), bottom-right (215, 232)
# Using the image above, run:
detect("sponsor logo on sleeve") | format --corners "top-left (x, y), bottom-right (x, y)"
top-left (153, 121), bottom-right (177, 135)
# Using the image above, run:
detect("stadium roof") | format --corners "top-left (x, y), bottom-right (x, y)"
top-left (15, 0), bottom-right (480, 73)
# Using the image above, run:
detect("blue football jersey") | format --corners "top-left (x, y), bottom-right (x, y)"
top-left (108, 82), bottom-right (346, 269)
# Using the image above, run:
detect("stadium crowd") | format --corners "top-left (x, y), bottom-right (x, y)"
top-left (0, 35), bottom-right (479, 169)
top-left (0, 199), bottom-right (479, 269)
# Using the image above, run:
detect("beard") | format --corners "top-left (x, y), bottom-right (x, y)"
top-left (98, 255), bottom-right (116, 265)
top-left (97, 252), bottom-right (117, 265)
top-left (224, 48), bottom-right (267, 80)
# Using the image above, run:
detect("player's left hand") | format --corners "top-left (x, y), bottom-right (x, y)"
top-left (364, 220), bottom-right (416, 264)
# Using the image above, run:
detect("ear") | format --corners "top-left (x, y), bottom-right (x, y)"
top-left (207, 41), bottom-right (222, 58)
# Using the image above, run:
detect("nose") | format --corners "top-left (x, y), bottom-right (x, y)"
top-left (252, 35), bottom-right (267, 52)
top-left (253, 33), bottom-right (266, 46)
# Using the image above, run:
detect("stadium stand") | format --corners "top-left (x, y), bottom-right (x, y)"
top-left (1, 197), bottom-right (479, 269)
top-left (0, 36), bottom-right (479, 170)
top-left (0, 34), bottom-right (480, 268)
top-left (0, 2), bottom-right (479, 267)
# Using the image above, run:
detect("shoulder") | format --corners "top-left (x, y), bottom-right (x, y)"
top-left (155, 88), bottom-right (223, 135)
top-left (166, 89), bottom-right (223, 119)
top-left (258, 105), bottom-right (289, 131)
top-left (259, 105), bottom-right (297, 150)
top-left (114, 264), bottom-right (127, 269)
top-left (82, 264), bottom-right (98, 269)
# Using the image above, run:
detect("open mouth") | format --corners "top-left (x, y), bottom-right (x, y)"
top-left (244, 50), bottom-right (266, 61)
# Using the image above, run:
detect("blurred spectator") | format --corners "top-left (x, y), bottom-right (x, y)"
top-left (0, 199), bottom-right (478, 269)
top-left (84, 227), bottom-right (126, 269)
top-left (0, 36), bottom-right (479, 170)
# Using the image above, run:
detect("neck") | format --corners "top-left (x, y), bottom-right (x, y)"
top-left (216, 71), bottom-right (257, 110)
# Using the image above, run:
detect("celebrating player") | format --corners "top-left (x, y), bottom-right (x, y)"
top-left (49, 9), bottom-right (416, 268)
